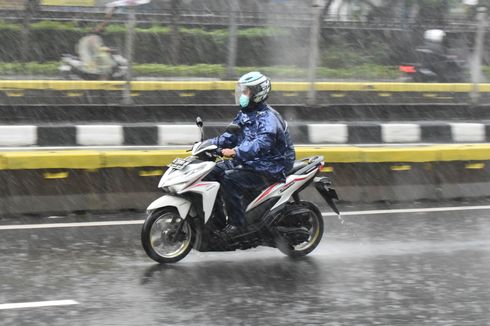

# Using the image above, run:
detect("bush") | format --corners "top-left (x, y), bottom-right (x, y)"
top-left (0, 62), bottom-right (399, 80)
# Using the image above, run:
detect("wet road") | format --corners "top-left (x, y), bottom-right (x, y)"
top-left (1, 202), bottom-right (490, 326)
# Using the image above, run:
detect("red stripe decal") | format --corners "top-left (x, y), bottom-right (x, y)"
top-left (190, 183), bottom-right (208, 188)
top-left (253, 183), bottom-right (279, 204)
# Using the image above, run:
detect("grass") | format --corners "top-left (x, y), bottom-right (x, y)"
top-left (0, 62), bottom-right (402, 80)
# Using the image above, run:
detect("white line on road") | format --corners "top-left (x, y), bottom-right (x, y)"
top-left (322, 205), bottom-right (490, 217)
top-left (0, 300), bottom-right (79, 310)
top-left (0, 220), bottom-right (144, 230)
top-left (1, 205), bottom-right (490, 231)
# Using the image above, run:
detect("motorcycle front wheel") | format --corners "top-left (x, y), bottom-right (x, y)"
top-left (141, 208), bottom-right (194, 264)
top-left (276, 201), bottom-right (324, 258)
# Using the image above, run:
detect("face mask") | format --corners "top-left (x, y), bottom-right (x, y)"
top-left (239, 94), bottom-right (250, 108)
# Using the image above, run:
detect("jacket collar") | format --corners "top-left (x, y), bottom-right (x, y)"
top-left (241, 102), bottom-right (268, 114)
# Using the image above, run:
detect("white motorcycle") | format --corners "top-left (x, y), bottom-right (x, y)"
top-left (141, 118), bottom-right (340, 263)
top-left (59, 53), bottom-right (128, 80)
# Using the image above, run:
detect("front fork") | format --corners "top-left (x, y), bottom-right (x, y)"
top-left (314, 177), bottom-right (340, 216)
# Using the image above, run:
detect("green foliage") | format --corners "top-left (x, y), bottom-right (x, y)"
top-left (0, 61), bottom-right (59, 74)
top-left (134, 64), bottom-right (225, 77)
top-left (238, 27), bottom-right (287, 38)
top-left (135, 25), bottom-right (171, 34)
top-left (30, 21), bottom-right (87, 32)
top-left (0, 62), bottom-right (401, 80)
top-left (0, 20), bottom-right (21, 31)
top-left (104, 24), bottom-right (128, 34)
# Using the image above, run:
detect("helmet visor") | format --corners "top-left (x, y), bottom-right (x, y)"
top-left (235, 84), bottom-right (249, 105)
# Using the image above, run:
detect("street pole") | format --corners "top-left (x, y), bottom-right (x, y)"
top-left (307, 0), bottom-right (324, 106)
top-left (123, 6), bottom-right (136, 105)
top-left (226, 0), bottom-right (238, 79)
top-left (470, 7), bottom-right (487, 106)
top-left (21, 0), bottom-right (34, 65)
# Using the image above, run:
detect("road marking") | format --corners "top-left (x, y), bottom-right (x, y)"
top-left (322, 205), bottom-right (490, 217)
top-left (1, 205), bottom-right (490, 231)
top-left (0, 300), bottom-right (79, 310)
top-left (0, 220), bottom-right (144, 230)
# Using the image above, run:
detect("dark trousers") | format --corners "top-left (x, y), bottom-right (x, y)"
top-left (204, 160), bottom-right (279, 227)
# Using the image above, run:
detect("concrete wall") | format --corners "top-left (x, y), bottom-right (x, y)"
top-left (0, 146), bottom-right (489, 216)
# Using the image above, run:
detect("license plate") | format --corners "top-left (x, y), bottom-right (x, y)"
top-left (170, 158), bottom-right (190, 170)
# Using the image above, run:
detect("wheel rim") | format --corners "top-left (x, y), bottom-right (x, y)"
top-left (149, 213), bottom-right (192, 259)
top-left (293, 211), bottom-right (321, 251)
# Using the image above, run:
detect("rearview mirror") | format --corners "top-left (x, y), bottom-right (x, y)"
top-left (196, 116), bottom-right (203, 128)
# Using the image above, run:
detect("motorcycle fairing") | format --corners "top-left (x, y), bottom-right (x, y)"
top-left (246, 167), bottom-right (319, 212)
top-left (146, 194), bottom-right (192, 218)
top-left (183, 181), bottom-right (220, 223)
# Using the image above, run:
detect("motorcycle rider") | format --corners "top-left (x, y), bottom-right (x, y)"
top-left (77, 7), bottom-right (117, 79)
top-left (205, 71), bottom-right (296, 237)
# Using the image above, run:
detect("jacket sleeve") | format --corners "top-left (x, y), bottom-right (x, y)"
top-left (209, 114), bottom-right (240, 148)
top-left (235, 116), bottom-right (276, 161)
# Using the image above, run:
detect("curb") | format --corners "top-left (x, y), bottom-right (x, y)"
top-left (1, 145), bottom-right (490, 170)
top-left (1, 123), bottom-right (490, 147)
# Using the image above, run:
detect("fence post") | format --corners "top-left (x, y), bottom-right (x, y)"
top-left (123, 6), bottom-right (136, 105)
top-left (307, 0), bottom-right (324, 105)
top-left (226, 0), bottom-right (238, 79)
top-left (470, 7), bottom-right (487, 105)
top-left (21, 0), bottom-right (37, 64)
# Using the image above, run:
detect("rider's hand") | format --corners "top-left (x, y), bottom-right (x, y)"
top-left (222, 148), bottom-right (236, 158)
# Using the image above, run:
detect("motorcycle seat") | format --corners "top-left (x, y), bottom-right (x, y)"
top-left (287, 161), bottom-right (308, 175)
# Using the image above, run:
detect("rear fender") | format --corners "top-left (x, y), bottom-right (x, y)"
top-left (146, 194), bottom-right (192, 219)
top-left (314, 177), bottom-right (340, 215)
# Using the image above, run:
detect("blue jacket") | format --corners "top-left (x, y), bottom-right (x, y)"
top-left (211, 103), bottom-right (296, 179)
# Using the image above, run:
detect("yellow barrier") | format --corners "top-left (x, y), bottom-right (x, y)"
top-left (41, 0), bottom-right (95, 6)
top-left (1, 145), bottom-right (490, 170)
top-left (1, 81), bottom-right (490, 93)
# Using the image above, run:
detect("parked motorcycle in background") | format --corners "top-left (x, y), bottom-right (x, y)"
top-left (59, 34), bottom-right (128, 80)
top-left (141, 117), bottom-right (341, 264)
top-left (400, 29), bottom-right (468, 83)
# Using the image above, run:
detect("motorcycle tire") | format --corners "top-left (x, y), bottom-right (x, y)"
top-left (141, 208), bottom-right (195, 264)
top-left (276, 201), bottom-right (324, 258)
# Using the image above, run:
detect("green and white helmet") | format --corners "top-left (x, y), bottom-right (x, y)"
top-left (235, 71), bottom-right (271, 105)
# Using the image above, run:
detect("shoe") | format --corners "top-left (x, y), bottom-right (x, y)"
top-left (220, 224), bottom-right (241, 238)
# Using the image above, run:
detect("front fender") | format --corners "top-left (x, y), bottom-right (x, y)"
top-left (146, 194), bottom-right (192, 219)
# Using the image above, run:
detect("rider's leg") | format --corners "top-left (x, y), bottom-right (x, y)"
top-left (221, 169), bottom-right (279, 227)
top-left (203, 160), bottom-right (236, 229)
top-left (203, 160), bottom-right (235, 183)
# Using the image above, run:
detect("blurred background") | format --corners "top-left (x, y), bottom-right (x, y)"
top-left (1, 4), bottom-right (490, 325)
top-left (0, 0), bottom-right (487, 82)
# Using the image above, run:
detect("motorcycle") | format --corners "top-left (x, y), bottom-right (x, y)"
top-left (59, 34), bottom-right (128, 80)
top-left (399, 29), bottom-right (468, 83)
top-left (399, 49), bottom-right (467, 83)
top-left (141, 117), bottom-right (340, 264)
top-left (59, 52), bottom-right (128, 80)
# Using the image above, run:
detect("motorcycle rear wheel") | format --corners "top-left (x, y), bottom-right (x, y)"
top-left (141, 208), bottom-right (194, 264)
top-left (276, 201), bottom-right (324, 258)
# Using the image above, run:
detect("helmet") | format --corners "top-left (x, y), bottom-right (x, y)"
top-left (235, 71), bottom-right (271, 106)
top-left (424, 29), bottom-right (445, 43)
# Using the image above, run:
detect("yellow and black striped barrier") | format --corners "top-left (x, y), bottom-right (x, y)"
top-left (2, 80), bottom-right (488, 92)
top-left (0, 145), bottom-right (489, 215)
top-left (1, 145), bottom-right (490, 169)
top-left (1, 81), bottom-right (488, 105)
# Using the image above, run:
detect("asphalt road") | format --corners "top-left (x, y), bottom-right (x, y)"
top-left (1, 202), bottom-right (490, 326)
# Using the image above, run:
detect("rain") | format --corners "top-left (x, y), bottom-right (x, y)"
top-left (0, 1), bottom-right (490, 325)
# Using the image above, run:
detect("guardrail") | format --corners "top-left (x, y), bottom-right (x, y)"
top-left (0, 8), bottom-right (481, 32)
top-left (1, 81), bottom-right (489, 106)
top-left (0, 145), bottom-right (489, 215)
